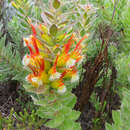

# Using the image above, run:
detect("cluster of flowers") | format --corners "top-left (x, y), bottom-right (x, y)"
top-left (22, 23), bottom-right (88, 94)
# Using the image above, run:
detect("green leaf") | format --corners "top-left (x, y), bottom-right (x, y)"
top-left (12, 72), bottom-right (24, 81)
top-left (106, 88), bottom-right (130, 130)
top-left (68, 110), bottom-right (80, 121)
top-left (112, 110), bottom-right (121, 125)
top-left (60, 106), bottom-right (80, 121)
top-left (45, 12), bottom-right (54, 20)
top-left (55, 33), bottom-right (66, 42)
top-left (105, 122), bottom-right (113, 130)
top-left (41, 33), bottom-right (54, 45)
top-left (50, 24), bottom-right (58, 36)
top-left (58, 119), bottom-right (74, 130)
top-left (80, 29), bottom-right (86, 37)
top-left (37, 106), bottom-right (56, 119)
top-left (62, 93), bottom-right (77, 108)
top-left (53, 0), bottom-right (60, 9)
top-left (45, 114), bottom-right (64, 128)
top-left (74, 122), bottom-right (81, 130)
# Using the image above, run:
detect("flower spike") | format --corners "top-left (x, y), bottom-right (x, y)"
top-left (22, 21), bottom-right (89, 93)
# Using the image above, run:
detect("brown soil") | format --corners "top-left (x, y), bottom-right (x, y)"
top-left (0, 81), bottom-right (57, 130)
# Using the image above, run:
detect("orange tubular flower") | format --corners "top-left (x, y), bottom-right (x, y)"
top-left (25, 74), bottom-right (43, 88)
top-left (51, 79), bottom-right (66, 93)
top-left (23, 35), bottom-right (44, 70)
top-left (22, 30), bottom-right (49, 88)
top-left (60, 67), bottom-right (79, 83)
top-left (70, 35), bottom-right (88, 63)
top-left (57, 35), bottom-right (75, 67)
top-left (57, 34), bottom-right (87, 68)
top-left (49, 55), bottom-right (61, 81)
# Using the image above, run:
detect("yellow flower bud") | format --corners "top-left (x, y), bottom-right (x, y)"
top-left (11, 1), bottom-right (19, 9)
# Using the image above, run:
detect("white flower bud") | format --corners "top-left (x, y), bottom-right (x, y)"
top-left (66, 58), bottom-right (76, 68)
top-left (22, 55), bottom-right (30, 66)
top-left (58, 86), bottom-right (66, 94)
top-left (25, 75), bottom-right (29, 81)
top-left (71, 73), bottom-right (79, 83)
top-left (49, 72), bottom-right (61, 81)
top-left (31, 77), bottom-right (43, 86)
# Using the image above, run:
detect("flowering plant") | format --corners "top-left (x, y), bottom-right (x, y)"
top-left (22, 21), bottom-right (88, 129)
top-left (11, 0), bottom-right (91, 129)
top-left (1, 0), bottom-right (129, 130)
